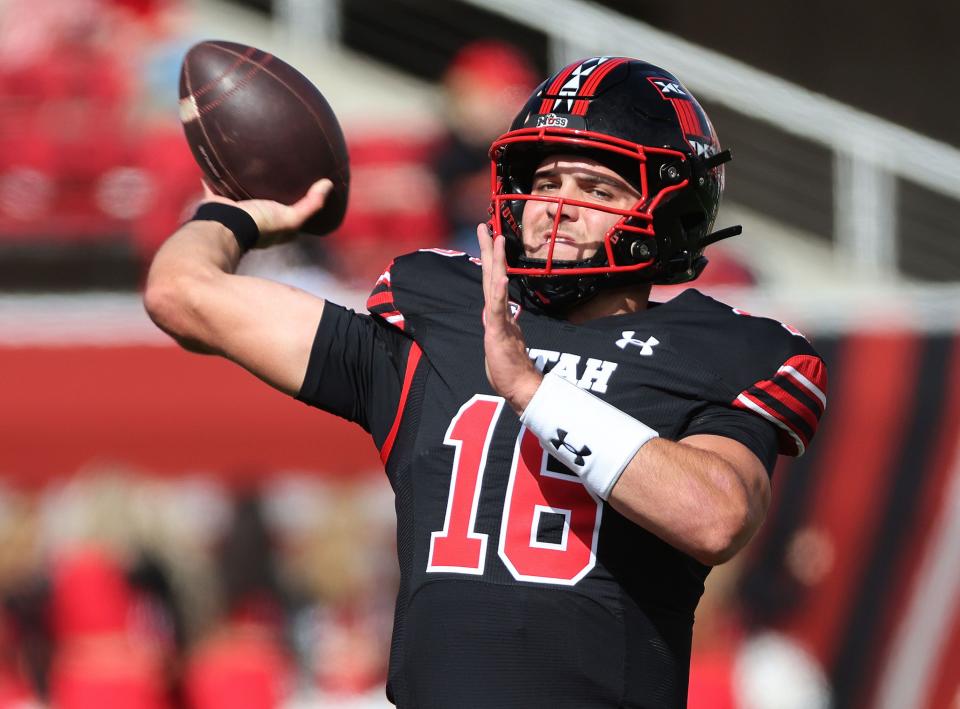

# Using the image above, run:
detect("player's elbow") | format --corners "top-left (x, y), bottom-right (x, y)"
top-left (690, 481), bottom-right (760, 566)
top-left (690, 516), bottom-right (747, 566)
top-left (693, 526), bottom-right (744, 567)
top-left (143, 269), bottom-right (214, 349)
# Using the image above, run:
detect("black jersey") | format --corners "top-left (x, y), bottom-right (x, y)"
top-left (298, 249), bottom-right (827, 709)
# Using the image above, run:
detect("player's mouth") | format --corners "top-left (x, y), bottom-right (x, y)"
top-left (540, 233), bottom-right (579, 247)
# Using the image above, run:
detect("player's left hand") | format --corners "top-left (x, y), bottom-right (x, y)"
top-left (477, 223), bottom-right (542, 414)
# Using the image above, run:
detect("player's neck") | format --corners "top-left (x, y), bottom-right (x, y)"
top-left (566, 283), bottom-right (652, 324)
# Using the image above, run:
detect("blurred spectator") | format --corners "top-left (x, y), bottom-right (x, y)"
top-left (0, 469), bottom-right (401, 706)
top-left (286, 486), bottom-right (394, 698)
top-left (0, 610), bottom-right (37, 706)
top-left (432, 40), bottom-right (538, 253)
top-left (2, 584), bottom-right (48, 706)
top-left (317, 134), bottom-right (444, 288)
top-left (0, 489), bottom-right (49, 703)
top-left (50, 546), bottom-right (133, 641)
top-left (184, 493), bottom-right (295, 709)
top-left (308, 41), bottom-right (537, 286)
top-left (47, 544), bottom-right (171, 709)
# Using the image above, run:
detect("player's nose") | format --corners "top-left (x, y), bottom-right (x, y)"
top-left (545, 186), bottom-right (581, 222)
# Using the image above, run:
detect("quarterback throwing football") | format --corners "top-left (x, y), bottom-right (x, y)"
top-left (145, 57), bottom-right (827, 708)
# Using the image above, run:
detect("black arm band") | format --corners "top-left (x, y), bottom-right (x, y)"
top-left (190, 202), bottom-right (260, 251)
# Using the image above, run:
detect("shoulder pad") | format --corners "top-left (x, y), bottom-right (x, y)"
top-left (366, 249), bottom-right (482, 335)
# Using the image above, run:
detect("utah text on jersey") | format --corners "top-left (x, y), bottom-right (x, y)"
top-left (527, 348), bottom-right (618, 394)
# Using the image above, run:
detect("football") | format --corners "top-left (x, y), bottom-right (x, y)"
top-left (178, 40), bottom-right (349, 235)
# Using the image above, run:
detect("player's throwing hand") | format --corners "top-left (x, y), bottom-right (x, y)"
top-left (200, 178), bottom-right (334, 248)
top-left (477, 223), bottom-right (542, 414)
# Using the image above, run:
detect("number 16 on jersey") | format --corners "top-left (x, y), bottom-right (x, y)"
top-left (427, 395), bottom-right (603, 585)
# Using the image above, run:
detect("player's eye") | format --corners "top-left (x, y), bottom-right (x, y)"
top-left (579, 182), bottom-right (615, 201)
top-left (532, 178), bottom-right (559, 193)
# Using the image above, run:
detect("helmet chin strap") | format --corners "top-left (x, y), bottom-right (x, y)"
top-left (513, 250), bottom-right (650, 311)
top-left (512, 252), bottom-right (599, 310)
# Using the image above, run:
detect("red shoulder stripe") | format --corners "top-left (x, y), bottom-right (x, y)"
top-left (367, 260), bottom-right (407, 332)
top-left (778, 355), bottom-right (828, 410)
top-left (733, 392), bottom-right (806, 456)
top-left (733, 354), bottom-right (828, 457)
top-left (754, 378), bottom-right (820, 432)
top-left (366, 290), bottom-right (395, 309)
top-left (379, 343), bottom-right (423, 465)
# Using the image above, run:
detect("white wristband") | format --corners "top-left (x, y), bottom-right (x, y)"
top-left (519, 371), bottom-right (659, 500)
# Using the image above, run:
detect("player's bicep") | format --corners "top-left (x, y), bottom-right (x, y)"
top-left (678, 405), bottom-right (779, 528)
top-left (191, 271), bottom-right (326, 396)
top-left (679, 433), bottom-right (771, 517)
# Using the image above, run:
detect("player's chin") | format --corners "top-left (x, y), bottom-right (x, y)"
top-left (525, 244), bottom-right (599, 262)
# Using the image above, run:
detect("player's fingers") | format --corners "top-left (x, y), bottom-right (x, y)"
top-left (488, 235), bottom-right (510, 322)
top-left (477, 223), bottom-right (495, 305)
top-left (289, 179), bottom-right (333, 225)
top-left (492, 231), bottom-right (508, 281)
top-left (492, 234), bottom-right (508, 298)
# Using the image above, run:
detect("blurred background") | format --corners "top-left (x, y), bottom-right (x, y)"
top-left (0, 0), bottom-right (958, 707)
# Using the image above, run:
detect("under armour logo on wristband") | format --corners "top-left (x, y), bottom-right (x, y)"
top-left (550, 429), bottom-right (592, 466)
top-left (615, 331), bottom-right (659, 355)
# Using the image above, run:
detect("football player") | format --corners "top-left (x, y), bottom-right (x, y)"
top-left (145, 57), bottom-right (827, 708)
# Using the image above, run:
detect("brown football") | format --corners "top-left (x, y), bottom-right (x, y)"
top-left (178, 40), bottom-right (349, 235)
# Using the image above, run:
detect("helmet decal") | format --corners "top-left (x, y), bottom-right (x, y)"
top-left (647, 76), bottom-right (719, 158)
top-left (535, 113), bottom-right (570, 128)
top-left (538, 57), bottom-right (628, 116)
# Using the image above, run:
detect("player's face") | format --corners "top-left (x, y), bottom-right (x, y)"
top-left (520, 155), bottom-right (641, 262)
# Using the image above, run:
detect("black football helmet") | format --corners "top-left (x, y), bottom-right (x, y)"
top-left (488, 56), bottom-right (741, 309)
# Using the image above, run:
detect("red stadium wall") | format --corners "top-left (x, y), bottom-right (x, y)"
top-left (0, 344), bottom-right (381, 487)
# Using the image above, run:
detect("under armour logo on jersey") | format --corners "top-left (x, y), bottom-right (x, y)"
top-left (615, 332), bottom-right (660, 355)
top-left (550, 429), bottom-right (592, 466)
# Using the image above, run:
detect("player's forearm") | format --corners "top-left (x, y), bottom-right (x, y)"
top-left (143, 221), bottom-right (243, 347)
top-left (608, 439), bottom-right (762, 566)
top-left (151, 220), bottom-right (244, 280)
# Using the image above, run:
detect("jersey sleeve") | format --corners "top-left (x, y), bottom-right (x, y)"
top-left (365, 249), bottom-right (483, 337)
top-left (296, 302), bottom-right (416, 451)
top-left (730, 349), bottom-right (827, 456)
top-left (679, 404), bottom-right (781, 474)
top-left (709, 311), bottom-right (828, 457)
top-left (366, 259), bottom-right (410, 334)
